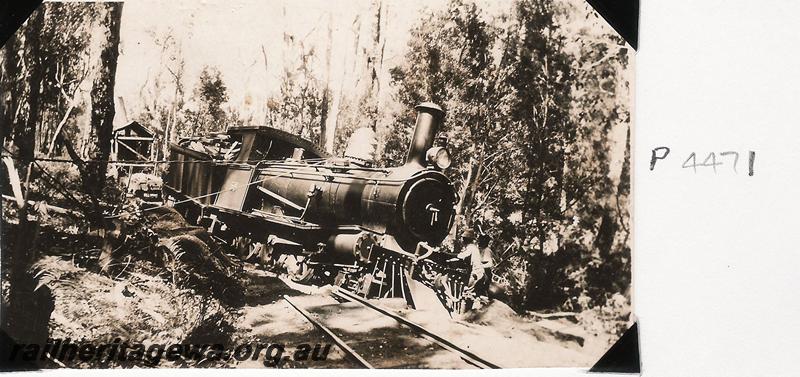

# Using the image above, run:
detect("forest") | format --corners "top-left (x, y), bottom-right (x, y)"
top-left (0, 0), bottom-right (632, 355)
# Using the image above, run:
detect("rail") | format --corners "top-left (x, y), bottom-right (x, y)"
top-left (333, 288), bottom-right (502, 369)
top-left (282, 295), bottom-right (375, 369)
top-left (285, 288), bottom-right (501, 369)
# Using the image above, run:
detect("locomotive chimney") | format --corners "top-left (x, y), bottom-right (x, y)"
top-left (405, 102), bottom-right (445, 167)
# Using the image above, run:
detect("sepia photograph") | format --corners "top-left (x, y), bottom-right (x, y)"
top-left (0, 0), bottom-right (633, 369)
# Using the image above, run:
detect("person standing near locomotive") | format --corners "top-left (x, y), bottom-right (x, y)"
top-left (477, 232), bottom-right (495, 300)
top-left (449, 230), bottom-right (484, 294)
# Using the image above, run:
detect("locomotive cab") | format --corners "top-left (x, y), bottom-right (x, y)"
top-left (226, 126), bottom-right (330, 164)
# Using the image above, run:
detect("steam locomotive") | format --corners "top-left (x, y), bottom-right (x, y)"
top-left (162, 103), bottom-right (470, 311)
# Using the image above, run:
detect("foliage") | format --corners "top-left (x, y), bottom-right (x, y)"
top-left (1, 3), bottom-right (96, 157)
top-left (26, 161), bottom-right (126, 223)
top-left (136, 27), bottom-right (187, 159)
top-left (33, 2), bottom-right (96, 157)
top-left (387, 0), bottom-right (632, 325)
top-left (265, 41), bottom-right (328, 145)
top-left (35, 255), bottom-right (235, 367)
top-left (181, 66), bottom-right (231, 136)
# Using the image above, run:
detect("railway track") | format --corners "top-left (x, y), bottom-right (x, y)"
top-left (283, 289), bottom-right (501, 369)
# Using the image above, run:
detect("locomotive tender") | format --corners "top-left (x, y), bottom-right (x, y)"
top-left (163, 103), bottom-right (469, 311)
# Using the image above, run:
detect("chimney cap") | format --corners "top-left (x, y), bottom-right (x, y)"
top-left (415, 102), bottom-right (445, 118)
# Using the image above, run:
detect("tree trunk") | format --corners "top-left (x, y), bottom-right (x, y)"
top-left (13, 8), bottom-right (45, 166)
top-left (7, 10), bottom-right (45, 332)
top-left (163, 103), bottom-right (173, 160)
top-left (318, 13), bottom-right (333, 150)
top-left (2, 33), bottom-right (21, 142)
top-left (463, 150), bottom-right (485, 226)
top-left (84, 2), bottom-right (123, 197)
top-left (452, 148), bottom-right (485, 237)
top-left (87, 3), bottom-right (123, 273)
top-left (369, 0), bottom-right (383, 131)
top-left (524, 227), bottom-right (549, 310)
top-left (4, 156), bottom-right (54, 346)
top-left (451, 157), bottom-right (475, 240)
top-left (46, 98), bottom-right (77, 157)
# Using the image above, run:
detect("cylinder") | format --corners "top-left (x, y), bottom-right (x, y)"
top-left (328, 232), bottom-right (377, 262)
top-left (405, 102), bottom-right (445, 167)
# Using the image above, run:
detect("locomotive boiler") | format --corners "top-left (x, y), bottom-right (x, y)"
top-left (163, 103), bottom-right (469, 312)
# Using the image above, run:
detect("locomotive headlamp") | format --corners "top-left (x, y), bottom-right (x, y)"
top-left (426, 146), bottom-right (452, 170)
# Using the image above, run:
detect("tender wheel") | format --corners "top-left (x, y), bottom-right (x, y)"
top-left (283, 255), bottom-right (315, 283)
top-left (246, 242), bottom-right (264, 261)
top-left (257, 242), bottom-right (275, 267)
top-left (231, 236), bottom-right (250, 259)
top-left (232, 236), bottom-right (263, 261)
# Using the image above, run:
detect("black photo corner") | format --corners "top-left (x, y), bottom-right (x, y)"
top-left (590, 322), bottom-right (640, 374)
top-left (0, 0), bottom-right (638, 372)
top-left (0, 0), bottom-right (43, 47)
top-left (586, 0), bottom-right (639, 50)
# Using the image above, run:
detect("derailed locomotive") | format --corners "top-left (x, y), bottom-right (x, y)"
top-left (163, 103), bottom-right (470, 312)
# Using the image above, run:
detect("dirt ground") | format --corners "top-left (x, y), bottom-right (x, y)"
top-left (39, 257), bottom-right (618, 369)
top-left (230, 263), bottom-right (616, 368)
